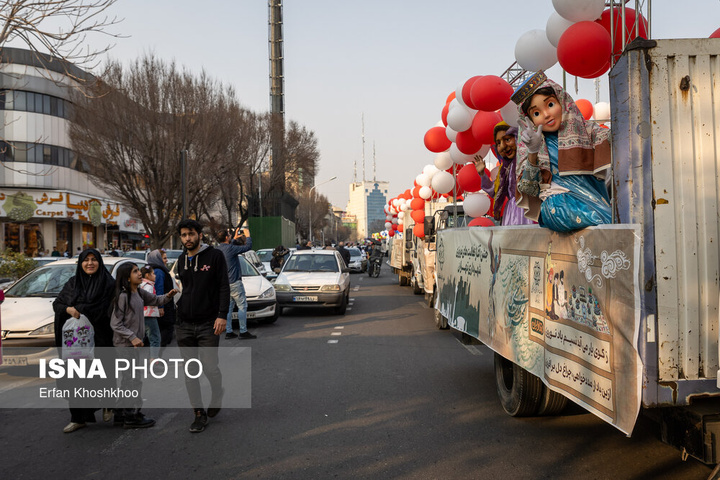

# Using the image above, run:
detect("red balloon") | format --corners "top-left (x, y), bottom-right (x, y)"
top-left (471, 110), bottom-right (502, 145)
top-left (441, 103), bottom-right (449, 127)
top-left (410, 198), bottom-right (425, 210)
top-left (470, 75), bottom-right (514, 112)
top-left (412, 186), bottom-right (422, 197)
top-left (457, 163), bottom-right (483, 193)
top-left (456, 195), bottom-right (464, 202)
top-left (578, 59), bottom-right (611, 79)
top-left (711, 27), bottom-right (720, 39)
top-left (388, 229), bottom-right (395, 237)
top-left (469, 217), bottom-right (495, 227)
top-left (461, 75), bottom-right (483, 109)
top-left (446, 91), bottom-right (456, 104)
top-left (424, 126), bottom-right (451, 153)
top-left (410, 209), bottom-right (425, 222)
top-left (575, 99), bottom-right (593, 120)
top-left (402, 189), bottom-right (412, 200)
top-left (558, 21), bottom-right (612, 78)
top-left (455, 129), bottom-right (484, 155)
top-left (596, 8), bottom-right (648, 59)
top-left (413, 223), bottom-right (425, 239)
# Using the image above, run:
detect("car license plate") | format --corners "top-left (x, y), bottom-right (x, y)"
top-left (293, 295), bottom-right (318, 302)
top-left (247, 311), bottom-right (256, 319)
top-left (2, 356), bottom-right (28, 366)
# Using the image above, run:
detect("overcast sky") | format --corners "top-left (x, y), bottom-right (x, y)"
top-left (46, 1), bottom-right (720, 207)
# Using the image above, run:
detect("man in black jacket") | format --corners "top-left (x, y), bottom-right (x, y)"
top-left (175, 219), bottom-right (230, 433)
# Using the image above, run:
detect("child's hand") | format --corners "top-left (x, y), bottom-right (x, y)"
top-left (519, 118), bottom-right (544, 154)
top-left (131, 338), bottom-right (144, 347)
top-left (167, 288), bottom-right (178, 297)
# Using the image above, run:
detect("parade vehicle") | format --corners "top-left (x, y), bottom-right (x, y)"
top-left (430, 39), bottom-right (720, 464)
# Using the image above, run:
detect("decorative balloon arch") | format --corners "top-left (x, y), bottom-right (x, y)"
top-left (379, 1), bottom-right (708, 238)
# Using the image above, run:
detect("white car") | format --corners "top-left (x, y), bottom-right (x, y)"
top-left (274, 249), bottom-right (351, 315)
top-left (0, 257), bottom-right (145, 365)
top-left (256, 248), bottom-right (274, 275)
top-left (230, 255), bottom-right (278, 324)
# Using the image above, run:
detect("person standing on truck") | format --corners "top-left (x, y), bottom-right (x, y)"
top-left (491, 122), bottom-right (536, 226)
top-left (512, 70), bottom-right (611, 231)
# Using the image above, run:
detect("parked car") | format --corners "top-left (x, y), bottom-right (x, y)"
top-left (122, 250), bottom-right (147, 261)
top-left (256, 248), bottom-right (274, 274)
top-left (0, 257), bottom-right (145, 365)
top-left (243, 250), bottom-right (268, 276)
top-left (274, 249), bottom-right (350, 315)
top-left (346, 247), bottom-right (367, 273)
top-left (229, 255), bottom-right (278, 324)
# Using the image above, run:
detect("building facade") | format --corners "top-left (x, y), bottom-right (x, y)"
top-left (344, 180), bottom-right (389, 239)
top-left (0, 47), bottom-right (145, 256)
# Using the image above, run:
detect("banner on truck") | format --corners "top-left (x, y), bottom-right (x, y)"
top-left (436, 225), bottom-right (642, 434)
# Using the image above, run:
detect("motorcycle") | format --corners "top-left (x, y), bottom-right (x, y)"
top-left (368, 256), bottom-right (382, 277)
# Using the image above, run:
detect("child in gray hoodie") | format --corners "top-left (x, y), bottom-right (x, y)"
top-left (110, 262), bottom-right (177, 428)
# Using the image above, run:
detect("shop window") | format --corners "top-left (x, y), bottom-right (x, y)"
top-left (56, 221), bottom-right (71, 255)
top-left (4, 223), bottom-right (20, 253)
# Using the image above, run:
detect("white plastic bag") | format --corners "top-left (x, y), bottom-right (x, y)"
top-left (61, 314), bottom-right (95, 360)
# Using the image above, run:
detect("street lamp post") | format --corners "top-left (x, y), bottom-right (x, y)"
top-left (309, 176), bottom-right (337, 244)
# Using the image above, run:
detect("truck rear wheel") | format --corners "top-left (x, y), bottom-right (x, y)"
top-left (411, 274), bottom-right (423, 295)
top-left (434, 308), bottom-right (448, 330)
top-left (536, 385), bottom-right (568, 416)
top-left (399, 273), bottom-right (409, 286)
top-left (494, 353), bottom-right (543, 417)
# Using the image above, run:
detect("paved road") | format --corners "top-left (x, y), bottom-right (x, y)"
top-left (0, 265), bottom-right (714, 479)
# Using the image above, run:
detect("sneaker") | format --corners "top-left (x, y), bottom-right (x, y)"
top-left (102, 408), bottom-right (113, 422)
top-left (238, 331), bottom-right (256, 339)
top-left (189, 411), bottom-right (208, 433)
top-left (123, 412), bottom-right (155, 429)
top-left (63, 422), bottom-right (86, 433)
top-left (207, 387), bottom-right (225, 418)
top-left (225, 332), bottom-right (238, 339)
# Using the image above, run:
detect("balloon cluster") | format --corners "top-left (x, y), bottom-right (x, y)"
top-left (514, 0), bottom-right (648, 79)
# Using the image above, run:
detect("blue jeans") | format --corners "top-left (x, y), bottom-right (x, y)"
top-left (226, 280), bottom-right (248, 334)
top-left (175, 321), bottom-right (222, 412)
top-left (144, 317), bottom-right (161, 358)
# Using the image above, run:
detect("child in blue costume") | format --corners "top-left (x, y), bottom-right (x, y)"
top-left (511, 71), bottom-right (611, 231)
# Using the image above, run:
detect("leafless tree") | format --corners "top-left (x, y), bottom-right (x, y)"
top-left (69, 54), bottom-right (237, 248)
top-left (0, 0), bottom-right (122, 73)
top-left (295, 188), bottom-right (331, 243)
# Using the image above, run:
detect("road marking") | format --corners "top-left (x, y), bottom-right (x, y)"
top-left (0, 376), bottom-right (42, 394)
top-left (331, 332), bottom-right (342, 336)
top-left (349, 298), bottom-right (355, 301)
top-left (334, 326), bottom-right (344, 329)
top-left (101, 412), bottom-right (177, 454)
top-left (455, 338), bottom-right (484, 356)
top-left (327, 340), bottom-right (339, 344)
top-left (353, 286), bottom-right (360, 291)
top-left (346, 307), bottom-right (352, 311)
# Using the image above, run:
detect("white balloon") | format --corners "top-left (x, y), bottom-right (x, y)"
top-left (552, 0), bottom-right (605, 22)
top-left (447, 103), bottom-right (475, 132)
top-left (398, 211), bottom-right (405, 219)
top-left (445, 125), bottom-right (458, 142)
top-left (432, 171), bottom-right (455, 194)
top-left (478, 144), bottom-right (491, 158)
top-left (423, 164), bottom-right (439, 179)
top-left (546, 11), bottom-right (575, 47)
top-left (416, 173), bottom-right (431, 187)
top-left (383, 205), bottom-right (389, 214)
top-left (385, 214), bottom-right (392, 221)
top-left (515, 29), bottom-right (558, 72)
top-left (419, 186), bottom-right (432, 200)
top-left (499, 100), bottom-right (520, 128)
top-left (464, 193), bottom-right (492, 218)
top-left (454, 81), bottom-right (468, 108)
top-left (450, 143), bottom-right (476, 165)
top-left (392, 217), bottom-right (398, 224)
top-left (398, 218), bottom-right (404, 226)
top-left (434, 151), bottom-right (453, 171)
top-left (385, 222), bottom-right (392, 229)
top-left (594, 101), bottom-right (611, 121)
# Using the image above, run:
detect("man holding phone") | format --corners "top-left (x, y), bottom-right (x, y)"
top-left (216, 226), bottom-right (256, 340)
